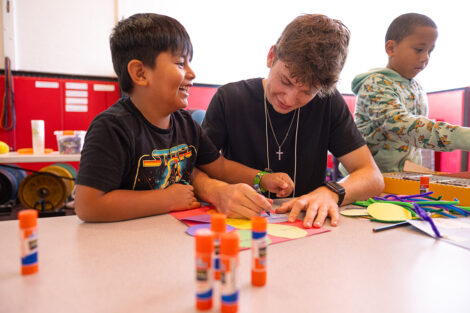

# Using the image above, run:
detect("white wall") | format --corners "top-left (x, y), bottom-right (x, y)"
top-left (0, 0), bottom-right (4, 64)
top-left (2, 0), bottom-right (116, 77)
top-left (2, 0), bottom-right (469, 93)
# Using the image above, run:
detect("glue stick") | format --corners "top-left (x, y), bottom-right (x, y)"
top-left (195, 228), bottom-right (214, 311)
top-left (220, 231), bottom-right (239, 313)
top-left (18, 209), bottom-right (38, 275)
top-left (211, 213), bottom-right (226, 280)
top-left (420, 176), bottom-right (430, 194)
top-left (251, 216), bottom-right (267, 286)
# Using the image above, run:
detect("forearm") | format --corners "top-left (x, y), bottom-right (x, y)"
top-left (199, 157), bottom-right (259, 186)
top-left (75, 185), bottom-right (175, 222)
top-left (338, 164), bottom-right (384, 205)
top-left (191, 168), bottom-right (227, 205)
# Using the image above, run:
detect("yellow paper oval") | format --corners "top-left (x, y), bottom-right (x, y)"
top-left (267, 224), bottom-right (307, 239)
top-left (367, 203), bottom-right (412, 221)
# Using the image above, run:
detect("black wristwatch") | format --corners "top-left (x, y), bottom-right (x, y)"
top-left (324, 181), bottom-right (345, 206)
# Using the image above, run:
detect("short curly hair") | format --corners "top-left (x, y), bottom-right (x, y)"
top-left (273, 14), bottom-right (350, 97)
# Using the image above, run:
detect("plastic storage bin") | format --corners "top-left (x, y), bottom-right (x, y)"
top-left (54, 130), bottom-right (86, 154)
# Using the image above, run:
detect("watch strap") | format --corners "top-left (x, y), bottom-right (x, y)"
top-left (325, 181), bottom-right (345, 206)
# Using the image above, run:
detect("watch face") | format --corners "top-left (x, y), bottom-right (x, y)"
top-left (327, 181), bottom-right (345, 194)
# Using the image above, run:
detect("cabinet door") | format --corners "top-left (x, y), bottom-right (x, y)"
top-left (14, 77), bottom-right (63, 151)
top-left (62, 80), bottom-right (119, 131)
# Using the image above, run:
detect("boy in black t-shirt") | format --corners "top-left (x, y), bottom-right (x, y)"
top-left (75, 13), bottom-right (293, 222)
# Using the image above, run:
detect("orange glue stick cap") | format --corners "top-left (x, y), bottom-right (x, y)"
top-left (18, 209), bottom-right (38, 275)
top-left (195, 229), bottom-right (214, 254)
top-left (220, 231), bottom-right (239, 256)
top-left (18, 209), bottom-right (38, 229)
top-left (211, 213), bottom-right (226, 233)
top-left (251, 216), bottom-right (267, 232)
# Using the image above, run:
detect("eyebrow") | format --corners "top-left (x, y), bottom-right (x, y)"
top-left (283, 74), bottom-right (314, 94)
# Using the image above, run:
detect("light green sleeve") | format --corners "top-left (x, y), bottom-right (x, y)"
top-left (358, 75), bottom-right (468, 152)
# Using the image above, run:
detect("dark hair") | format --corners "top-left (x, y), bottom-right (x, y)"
top-left (110, 13), bottom-right (193, 93)
top-left (385, 13), bottom-right (437, 43)
top-left (273, 14), bottom-right (350, 97)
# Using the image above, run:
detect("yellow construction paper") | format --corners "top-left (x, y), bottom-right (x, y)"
top-left (367, 203), bottom-right (412, 221)
top-left (226, 218), bottom-right (252, 230)
top-left (340, 209), bottom-right (370, 217)
top-left (267, 224), bottom-right (307, 239)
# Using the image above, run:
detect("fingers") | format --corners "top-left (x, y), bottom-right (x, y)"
top-left (214, 184), bottom-right (269, 219)
top-left (275, 195), bottom-right (339, 228)
top-left (190, 201), bottom-right (201, 209)
top-left (245, 188), bottom-right (272, 212)
top-left (229, 203), bottom-right (260, 219)
top-left (312, 205), bottom-right (328, 228)
top-left (303, 202), bottom-right (319, 228)
top-left (262, 173), bottom-right (293, 197)
top-left (288, 200), bottom-right (306, 222)
top-left (278, 173), bottom-right (294, 196)
top-left (275, 198), bottom-right (295, 213)
top-left (329, 206), bottom-right (340, 227)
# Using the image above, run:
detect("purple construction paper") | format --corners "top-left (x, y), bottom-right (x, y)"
top-left (181, 214), bottom-right (211, 223)
top-left (186, 223), bottom-right (236, 236)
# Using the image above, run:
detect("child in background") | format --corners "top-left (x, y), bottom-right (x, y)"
top-left (353, 13), bottom-right (470, 173)
top-left (75, 13), bottom-right (293, 222)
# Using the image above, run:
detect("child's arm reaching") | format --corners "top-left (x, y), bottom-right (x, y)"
top-left (356, 73), bottom-right (470, 152)
top-left (74, 183), bottom-right (200, 222)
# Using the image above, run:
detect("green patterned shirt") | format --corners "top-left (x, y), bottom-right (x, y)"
top-left (352, 68), bottom-right (470, 172)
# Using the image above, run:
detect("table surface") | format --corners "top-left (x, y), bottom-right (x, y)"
top-left (0, 151), bottom-right (80, 163)
top-left (1, 209), bottom-right (469, 313)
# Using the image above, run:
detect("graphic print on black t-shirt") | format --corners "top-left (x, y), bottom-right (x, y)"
top-left (133, 143), bottom-right (195, 190)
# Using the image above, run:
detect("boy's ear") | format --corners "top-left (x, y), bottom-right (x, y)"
top-left (127, 59), bottom-right (148, 87)
top-left (266, 45), bottom-right (275, 68)
top-left (385, 40), bottom-right (396, 56)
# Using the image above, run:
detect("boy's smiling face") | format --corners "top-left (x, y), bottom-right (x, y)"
top-left (386, 26), bottom-right (438, 80)
top-left (146, 50), bottom-right (195, 112)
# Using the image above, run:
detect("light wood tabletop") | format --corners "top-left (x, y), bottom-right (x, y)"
top-left (0, 210), bottom-right (468, 313)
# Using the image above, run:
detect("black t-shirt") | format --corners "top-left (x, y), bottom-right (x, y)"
top-left (202, 78), bottom-right (365, 197)
top-left (77, 97), bottom-right (220, 193)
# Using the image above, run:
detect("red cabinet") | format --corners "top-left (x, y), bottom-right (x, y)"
top-left (0, 75), bottom-right (120, 152)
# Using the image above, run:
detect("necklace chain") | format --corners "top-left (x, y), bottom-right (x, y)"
top-left (264, 95), bottom-right (297, 160)
top-left (263, 91), bottom-right (300, 198)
